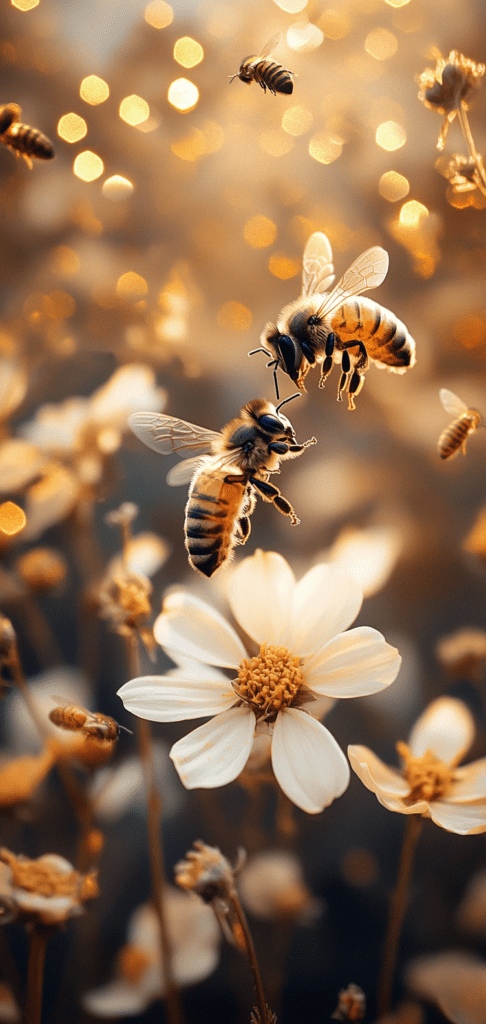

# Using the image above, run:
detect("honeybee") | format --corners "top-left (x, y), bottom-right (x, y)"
top-left (129, 397), bottom-right (316, 578)
top-left (49, 697), bottom-right (130, 742)
top-left (438, 388), bottom-right (483, 460)
top-left (229, 32), bottom-right (295, 95)
top-left (252, 232), bottom-right (416, 409)
top-left (0, 104), bottom-right (55, 167)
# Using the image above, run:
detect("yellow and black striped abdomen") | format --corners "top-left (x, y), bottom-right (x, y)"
top-left (5, 123), bottom-right (55, 160)
top-left (438, 412), bottom-right (481, 460)
top-left (250, 59), bottom-right (294, 94)
top-left (330, 297), bottom-right (415, 370)
top-left (184, 470), bottom-right (248, 577)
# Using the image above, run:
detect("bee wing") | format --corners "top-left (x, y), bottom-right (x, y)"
top-left (166, 456), bottom-right (206, 487)
top-left (315, 247), bottom-right (389, 319)
top-left (50, 694), bottom-right (89, 713)
top-left (439, 388), bottom-right (469, 416)
top-left (129, 412), bottom-right (220, 458)
top-left (302, 232), bottom-right (335, 296)
top-left (257, 31), bottom-right (282, 59)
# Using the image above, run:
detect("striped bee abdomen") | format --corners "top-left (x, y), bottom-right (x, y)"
top-left (438, 413), bottom-right (480, 460)
top-left (184, 472), bottom-right (248, 577)
top-left (6, 123), bottom-right (55, 160)
top-left (252, 59), bottom-right (294, 94)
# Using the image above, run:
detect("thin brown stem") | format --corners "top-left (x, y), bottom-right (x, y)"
top-left (229, 886), bottom-right (274, 1024)
top-left (24, 925), bottom-right (51, 1024)
top-left (457, 103), bottom-right (486, 195)
top-left (8, 643), bottom-right (48, 741)
top-left (377, 813), bottom-right (422, 1016)
top-left (126, 634), bottom-right (184, 1024)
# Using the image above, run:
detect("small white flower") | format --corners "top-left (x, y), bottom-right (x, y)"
top-left (406, 950), bottom-right (486, 1024)
top-left (349, 697), bottom-right (486, 834)
top-left (118, 551), bottom-right (401, 814)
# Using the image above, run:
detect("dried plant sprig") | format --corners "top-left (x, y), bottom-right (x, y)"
top-left (332, 983), bottom-right (366, 1022)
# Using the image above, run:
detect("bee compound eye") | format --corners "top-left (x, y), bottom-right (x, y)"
top-left (259, 415), bottom-right (283, 432)
top-left (277, 335), bottom-right (298, 375)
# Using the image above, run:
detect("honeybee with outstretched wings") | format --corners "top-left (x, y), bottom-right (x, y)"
top-left (129, 398), bottom-right (316, 578)
top-left (252, 232), bottom-right (416, 409)
top-left (49, 696), bottom-right (131, 741)
top-left (229, 32), bottom-right (295, 95)
top-left (438, 388), bottom-right (483, 460)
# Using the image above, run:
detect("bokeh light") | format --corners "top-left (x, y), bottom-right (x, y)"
top-left (259, 131), bottom-right (294, 157)
top-left (173, 37), bottom-right (204, 68)
top-left (243, 216), bottom-right (277, 249)
top-left (379, 171), bottom-right (410, 201)
top-left (375, 121), bottom-right (406, 150)
top-left (399, 200), bottom-right (429, 226)
top-left (51, 247), bottom-right (80, 277)
top-left (273, 0), bottom-right (308, 11)
top-left (217, 302), bottom-right (252, 330)
top-left (119, 96), bottom-right (150, 126)
top-left (0, 501), bottom-right (26, 536)
top-left (116, 273), bottom-right (148, 298)
top-left (268, 253), bottom-right (300, 279)
top-left (287, 21), bottom-right (323, 51)
top-left (11, 0), bottom-right (39, 9)
top-left (145, 0), bottom-right (173, 28)
top-left (282, 105), bottom-right (313, 136)
top-left (318, 9), bottom-right (352, 39)
top-left (168, 79), bottom-right (199, 112)
top-left (73, 151), bottom-right (104, 182)
top-left (384, 0), bottom-right (411, 6)
top-left (79, 76), bottom-right (110, 104)
top-left (102, 176), bottom-right (134, 201)
top-left (57, 113), bottom-right (88, 143)
top-left (365, 28), bottom-right (398, 60)
top-left (309, 131), bottom-right (343, 164)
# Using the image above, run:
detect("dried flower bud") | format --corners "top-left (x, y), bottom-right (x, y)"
top-left (0, 744), bottom-right (57, 808)
top-left (418, 50), bottom-right (485, 148)
top-left (0, 847), bottom-right (98, 925)
top-left (15, 547), bottom-right (67, 592)
top-left (436, 627), bottom-right (486, 679)
top-left (175, 841), bottom-right (238, 903)
top-left (332, 983), bottom-right (366, 1022)
top-left (105, 502), bottom-right (139, 529)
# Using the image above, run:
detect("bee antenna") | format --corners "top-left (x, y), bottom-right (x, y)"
top-left (228, 74), bottom-right (238, 83)
top-left (273, 365), bottom-right (280, 401)
top-left (276, 392), bottom-right (301, 413)
top-left (248, 347), bottom-right (271, 358)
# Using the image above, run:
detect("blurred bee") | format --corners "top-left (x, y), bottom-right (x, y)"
top-left (438, 388), bottom-right (483, 460)
top-left (129, 397), bottom-right (316, 578)
top-left (49, 697), bottom-right (130, 742)
top-left (252, 232), bottom-right (416, 410)
top-left (229, 32), bottom-right (295, 95)
top-left (0, 103), bottom-right (55, 167)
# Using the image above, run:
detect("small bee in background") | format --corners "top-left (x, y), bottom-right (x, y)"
top-left (229, 32), bottom-right (295, 95)
top-left (49, 697), bottom-right (131, 742)
top-left (252, 232), bottom-right (416, 409)
top-left (438, 388), bottom-right (483, 460)
top-left (0, 103), bottom-right (55, 167)
top-left (129, 397), bottom-right (316, 577)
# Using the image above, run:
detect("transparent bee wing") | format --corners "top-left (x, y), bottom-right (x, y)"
top-left (439, 388), bottom-right (469, 416)
top-left (302, 232), bottom-right (335, 296)
top-left (258, 31), bottom-right (282, 59)
top-left (50, 694), bottom-right (88, 712)
top-left (129, 412), bottom-right (220, 458)
top-left (315, 247), bottom-right (389, 320)
top-left (166, 456), bottom-right (206, 487)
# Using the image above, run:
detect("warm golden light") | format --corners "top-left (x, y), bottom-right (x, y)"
top-left (119, 95), bottom-right (150, 126)
top-left (268, 254), bottom-right (300, 279)
top-left (102, 176), bottom-right (134, 201)
top-left (384, 0), bottom-right (410, 6)
top-left (309, 131), bottom-right (343, 164)
top-left (52, 246), bottom-right (80, 277)
top-left (259, 130), bottom-right (294, 157)
top-left (318, 9), bottom-right (352, 39)
top-left (325, 525), bottom-right (403, 598)
top-left (217, 302), bottom-right (252, 331)
top-left (168, 78), bottom-right (199, 112)
top-left (287, 21), bottom-right (323, 51)
top-left (244, 216), bottom-right (277, 249)
top-left (145, 0), bottom-right (173, 28)
top-left (116, 273), bottom-right (148, 298)
top-left (365, 28), bottom-right (398, 60)
top-left (57, 113), bottom-right (87, 143)
top-left (173, 37), bottom-right (204, 68)
top-left (73, 151), bottom-right (104, 182)
top-left (11, 0), bottom-right (39, 9)
top-left (375, 121), bottom-right (406, 150)
top-left (399, 200), bottom-right (428, 226)
top-left (273, 0), bottom-right (308, 11)
top-left (0, 501), bottom-right (26, 536)
top-left (454, 315), bottom-right (486, 350)
top-left (282, 105), bottom-right (313, 136)
top-left (79, 76), bottom-right (110, 104)
top-left (379, 171), bottom-right (410, 201)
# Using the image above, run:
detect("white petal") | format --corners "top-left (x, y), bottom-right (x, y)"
top-left (348, 745), bottom-right (410, 797)
top-left (409, 697), bottom-right (475, 765)
top-left (229, 551), bottom-right (295, 646)
top-left (271, 709), bottom-right (349, 814)
top-left (305, 695), bottom-right (335, 720)
top-left (375, 793), bottom-right (428, 815)
top-left (117, 674), bottom-right (236, 722)
top-left (448, 759), bottom-right (486, 802)
top-left (290, 563), bottom-right (363, 656)
top-left (407, 951), bottom-right (486, 1024)
top-left (83, 980), bottom-right (150, 1018)
top-left (305, 627), bottom-right (401, 697)
top-left (169, 706), bottom-right (255, 788)
top-left (154, 592), bottom-right (246, 668)
top-left (429, 800), bottom-right (486, 835)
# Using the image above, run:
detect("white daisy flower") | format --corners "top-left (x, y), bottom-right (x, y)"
top-left (349, 696), bottom-right (486, 834)
top-left (118, 551), bottom-right (401, 814)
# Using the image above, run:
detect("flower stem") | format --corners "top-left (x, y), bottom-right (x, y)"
top-left (377, 813), bottom-right (422, 1016)
top-left (24, 925), bottom-right (51, 1024)
top-left (229, 886), bottom-right (274, 1024)
top-left (457, 103), bottom-right (486, 195)
top-left (126, 635), bottom-right (184, 1024)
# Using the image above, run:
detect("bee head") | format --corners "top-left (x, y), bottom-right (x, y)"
top-left (259, 324), bottom-right (304, 379)
top-left (242, 398), bottom-right (297, 438)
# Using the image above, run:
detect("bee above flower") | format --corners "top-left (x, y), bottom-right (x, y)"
top-left (118, 550), bottom-right (401, 814)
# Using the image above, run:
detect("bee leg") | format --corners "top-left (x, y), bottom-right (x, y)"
top-left (288, 436), bottom-right (317, 453)
top-left (235, 515), bottom-right (251, 546)
top-left (347, 369), bottom-right (365, 411)
top-left (318, 356), bottom-right (334, 389)
top-left (336, 349), bottom-right (352, 403)
top-left (250, 477), bottom-right (300, 525)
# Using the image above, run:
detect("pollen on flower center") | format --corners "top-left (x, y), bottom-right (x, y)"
top-left (233, 644), bottom-right (304, 718)
top-left (397, 742), bottom-right (455, 802)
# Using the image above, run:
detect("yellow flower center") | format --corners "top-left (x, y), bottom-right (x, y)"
top-left (397, 741), bottom-right (455, 802)
top-left (118, 944), bottom-right (152, 983)
top-left (233, 644), bottom-right (305, 719)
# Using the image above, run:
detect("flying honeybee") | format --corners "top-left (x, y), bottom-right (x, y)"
top-left (229, 32), bottom-right (295, 95)
top-left (0, 103), bottom-right (55, 167)
top-left (438, 388), bottom-right (483, 460)
top-left (129, 397), bottom-right (316, 578)
top-left (252, 232), bottom-right (416, 410)
top-left (49, 697), bottom-right (131, 742)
